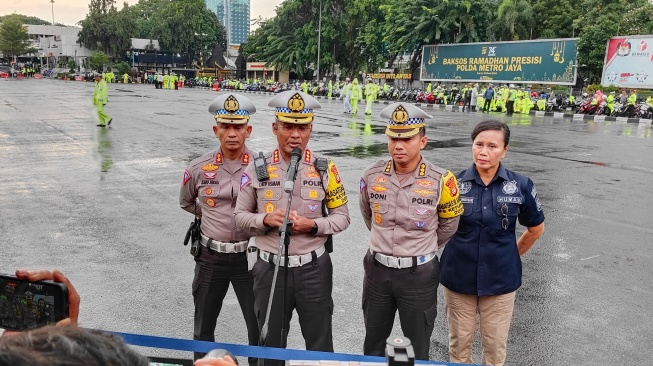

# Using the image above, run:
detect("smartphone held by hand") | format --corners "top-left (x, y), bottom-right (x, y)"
top-left (0, 273), bottom-right (69, 331)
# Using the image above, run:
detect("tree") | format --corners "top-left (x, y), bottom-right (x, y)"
top-left (493, 0), bottom-right (533, 41)
top-left (88, 51), bottom-right (110, 72)
top-left (576, 0), bottom-right (653, 82)
top-left (0, 14), bottom-right (53, 25)
top-left (0, 14), bottom-right (36, 59)
top-left (380, 0), bottom-right (494, 79)
top-left (77, 0), bottom-right (118, 55)
top-left (243, 0), bottom-right (321, 78)
top-left (531, 0), bottom-right (580, 39)
top-left (151, 0), bottom-right (226, 62)
top-left (113, 60), bottom-right (131, 75)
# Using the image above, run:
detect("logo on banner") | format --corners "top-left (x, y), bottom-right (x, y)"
top-left (617, 41), bottom-right (631, 57)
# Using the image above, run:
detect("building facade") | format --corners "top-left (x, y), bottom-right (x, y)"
top-left (205, 0), bottom-right (250, 45)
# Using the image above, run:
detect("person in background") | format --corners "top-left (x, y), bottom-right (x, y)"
top-left (342, 78), bottom-right (352, 114)
top-left (350, 79), bottom-right (362, 115)
top-left (93, 74), bottom-right (112, 127)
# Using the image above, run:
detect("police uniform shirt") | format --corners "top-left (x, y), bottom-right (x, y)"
top-left (234, 148), bottom-right (350, 255)
top-left (359, 157), bottom-right (463, 257)
top-left (180, 148), bottom-right (253, 242)
top-left (439, 163), bottom-right (545, 296)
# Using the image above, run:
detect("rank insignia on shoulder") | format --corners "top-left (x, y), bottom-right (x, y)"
top-left (418, 163), bottom-right (426, 176)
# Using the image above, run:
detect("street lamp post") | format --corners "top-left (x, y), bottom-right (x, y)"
top-left (50, 0), bottom-right (55, 26)
top-left (316, 0), bottom-right (322, 83)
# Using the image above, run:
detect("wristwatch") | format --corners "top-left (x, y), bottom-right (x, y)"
top-left (310, 222), bottom-right (318, 235)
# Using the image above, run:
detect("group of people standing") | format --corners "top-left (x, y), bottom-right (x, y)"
top-left (179, 89), bottom-right (545, 366)
top-left (147, 72), bottom-right (185, 90)
top-left (340, 78), bottom-right (381, 115)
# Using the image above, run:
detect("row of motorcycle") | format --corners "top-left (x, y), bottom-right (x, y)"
top-left (184, 79), bottom-right (652, 119)
top-left (573, 97), bottom-right (652, 119)
top-left (222, 82), bottom-right (343, 98)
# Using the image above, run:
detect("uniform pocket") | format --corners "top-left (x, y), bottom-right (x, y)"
top-left (300, 187), bottom-right (326, 218)
top-left (370, 201), bottom-right (389, 227)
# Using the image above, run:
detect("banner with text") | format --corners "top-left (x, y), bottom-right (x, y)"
top-left (421, 39), bottom-right (578, 85)
top-left (601, 35), bottom-right (653, 89)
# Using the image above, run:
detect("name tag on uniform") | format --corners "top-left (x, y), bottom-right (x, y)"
top-left (497, 196), bottom-right (523, 204)
top-left (460, 196), bottom-right (474, 204)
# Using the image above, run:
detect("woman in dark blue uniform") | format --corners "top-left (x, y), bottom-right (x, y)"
top-left (439, 120), bottom-right (545, 366)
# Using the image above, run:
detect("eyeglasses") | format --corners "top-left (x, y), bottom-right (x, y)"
top-left (500, 203), bottom-right (509, 230)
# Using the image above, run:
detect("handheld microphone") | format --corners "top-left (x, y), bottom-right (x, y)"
top-left (284, 147), bottom-right (302, 193)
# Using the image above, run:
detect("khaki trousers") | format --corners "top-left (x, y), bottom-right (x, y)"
top-left (443, 287), bottom-right (516, 366)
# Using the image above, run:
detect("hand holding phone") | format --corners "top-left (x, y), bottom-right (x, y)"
top-left (0, 269), bottom-right (79, 333)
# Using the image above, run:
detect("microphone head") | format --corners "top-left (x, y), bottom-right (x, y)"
top-left (290, 147), bottom-right (302, 160)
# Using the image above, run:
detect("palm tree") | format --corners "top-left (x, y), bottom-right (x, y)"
top-left (495, 0), bottom-right (533, 40)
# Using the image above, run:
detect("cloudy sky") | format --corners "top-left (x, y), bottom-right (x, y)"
top-left (1, 0), bottom-right (284, 28)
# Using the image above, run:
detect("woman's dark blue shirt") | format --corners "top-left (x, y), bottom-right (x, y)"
top-left (440, 163), bottom-right (545, 296)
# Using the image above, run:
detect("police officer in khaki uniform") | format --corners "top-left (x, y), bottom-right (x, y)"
top-left (234, 90), bottom-right (350, 365)
top-left (179, 93), bottom-right (259, 364)
top-left (359, 103), bottom-right (463, 360)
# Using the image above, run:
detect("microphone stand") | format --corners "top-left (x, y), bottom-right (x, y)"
top-left (258, 150), bottom-right (300, 366)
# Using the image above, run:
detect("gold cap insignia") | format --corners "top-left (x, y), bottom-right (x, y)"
top-left (224, 95), bottom-right (239, 113)
top-left (392, 105), bottom-right (409, 124)
top-left (288, 93), bottom-right (305, 112)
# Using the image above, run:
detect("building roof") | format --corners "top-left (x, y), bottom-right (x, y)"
top-left (131, 38), bottom-right (160, 51)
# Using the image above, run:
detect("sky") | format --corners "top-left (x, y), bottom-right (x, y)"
top-left (1, 0), bottom-right (284, 28)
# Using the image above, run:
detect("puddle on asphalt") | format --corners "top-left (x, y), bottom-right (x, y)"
top-left (97, 128), bottom-right (113, 173)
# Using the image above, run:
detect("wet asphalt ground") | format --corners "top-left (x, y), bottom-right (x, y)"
top-left (1, 78), bottom-right (652, 365)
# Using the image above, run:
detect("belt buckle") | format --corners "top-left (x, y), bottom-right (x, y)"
top-left (388, 256), bottom-right (400, 269)
top-left (289, 256), bottom-right (301, 267)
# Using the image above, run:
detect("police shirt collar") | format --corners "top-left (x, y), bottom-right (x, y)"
top-left (271, 147), bottom-right (313, 165)
top-left (216, 148), bottom-right (251, 165)
top-left (382, 155), bottom-right (426, 176)
top-left (463, 163), bottom-right (509, 184)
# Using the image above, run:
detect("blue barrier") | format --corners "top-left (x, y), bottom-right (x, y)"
top-left (110, 330), bottom-right (469, 365)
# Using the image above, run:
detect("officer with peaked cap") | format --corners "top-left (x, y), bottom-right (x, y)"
top-left (179, 93), bottom-right (259, 364)
top-left (359, 102), bottom-right (463, 360)
top-left (235, 91), bottom-right (350, 365)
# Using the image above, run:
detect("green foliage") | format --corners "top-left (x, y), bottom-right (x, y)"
top-left (0, 14), bottom-right (36, 58)
top-left (493, 0), bottom-right (533, 41)
top-left (585, 84), bottom-right (621, 93)
top-left (0, 14), bottom-right (53, 25)
top-left (88, 51), bottom-right (110, 72)
top-left (77, 0), bottom-right (226, 65)
top-left (67, 59), bottom-right (77, 73)
top-left (151, 0), bottom-right (227, 60)
top-left (113, 61), bottom-right (131, 75)
top-left (576, 0), bottom-right (653, 82)
top-left (531, 0), bottom-right (580, 39)
top-left (380, 0), bottom-right (495, 76)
